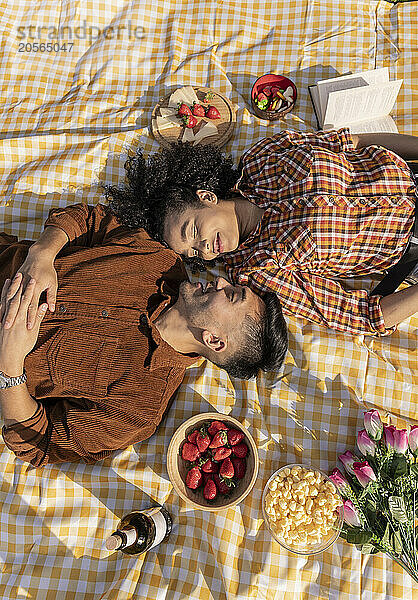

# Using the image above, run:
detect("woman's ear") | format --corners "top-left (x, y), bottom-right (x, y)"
top-left (201, 330), bottom-right (227, 353)
top-left (196, 189), bottom-right (218, 206)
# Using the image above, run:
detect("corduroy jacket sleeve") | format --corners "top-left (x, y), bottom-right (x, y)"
top-left (2, 395), bottom-right (160, 467)
top-left (44, 203), bottom-right (133, 248)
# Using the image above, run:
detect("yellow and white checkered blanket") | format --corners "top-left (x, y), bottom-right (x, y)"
top-left (0, 1), bottom-right (417, 598)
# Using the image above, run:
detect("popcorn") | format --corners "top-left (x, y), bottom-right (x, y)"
top-left (264, 466), bottom-right (343, 547)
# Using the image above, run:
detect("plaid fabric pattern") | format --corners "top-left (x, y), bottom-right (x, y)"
top-left (226, 128), bottom-right (416, 335)
top-left (0, 1), bottom-right (417, 598)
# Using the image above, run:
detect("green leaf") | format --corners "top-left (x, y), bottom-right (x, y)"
top-left (346, 528), bottom-right (373, 545)
top-left (359, 481), bottom-right (378, 500)
top-left (360, 543), bottom-right (379, 555)
top-left (388, 496), bottom-right (408, 523)
top-left (390, 529), bottom-right (404, 554)
top-left (411, 464), bottom-right (418, 480)
top-left (387, 455), bottom-right (408, 479)
top-left (366, 499), bottom-right (377, 512)
top-left (382, 522), bottom-right (391, 546)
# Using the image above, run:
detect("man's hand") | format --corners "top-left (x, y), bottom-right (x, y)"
top-left (0, 250), bottom-right (57, 330)
top-left (0, 278), bottom-right (48, 376)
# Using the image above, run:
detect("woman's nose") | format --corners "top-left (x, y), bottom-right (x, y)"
top-left (199, 239), bottom-right (211, 255)
top-left (214, 277), bottom-right (229, 290)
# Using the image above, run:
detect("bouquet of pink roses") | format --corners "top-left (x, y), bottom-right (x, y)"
top-left (330, 410), bottom-right (418, 582)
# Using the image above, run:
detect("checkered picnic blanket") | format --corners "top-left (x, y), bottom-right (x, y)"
top-left (0, 1), bottom-right (416, 599)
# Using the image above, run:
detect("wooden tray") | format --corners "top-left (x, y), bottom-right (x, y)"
top-left (151, 86), bottom-right (236, 148)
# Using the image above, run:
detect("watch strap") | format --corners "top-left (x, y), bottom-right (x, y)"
top-left (0, 368), bottom-right (27, 388)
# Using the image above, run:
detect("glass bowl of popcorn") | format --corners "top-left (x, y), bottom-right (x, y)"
top-left (262, 464), bottom-right (344, 555)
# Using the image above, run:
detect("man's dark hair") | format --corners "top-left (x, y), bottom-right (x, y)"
top-left (102, 143), bottom-right (239, 254)
top-left (212, 292), bottom-right (288, 379)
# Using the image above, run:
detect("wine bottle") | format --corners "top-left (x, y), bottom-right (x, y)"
top-left (105, 506), bottom-right (172, 555)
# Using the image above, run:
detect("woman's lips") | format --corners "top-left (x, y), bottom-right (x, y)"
top-left (214, 232), bottom-right (223, 254)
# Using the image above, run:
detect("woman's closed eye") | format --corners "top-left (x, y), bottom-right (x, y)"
top-left (190, 224), bottom-right (199, 257)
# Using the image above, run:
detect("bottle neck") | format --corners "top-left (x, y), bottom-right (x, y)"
top-left (106, 526), bottom-right (137, 551)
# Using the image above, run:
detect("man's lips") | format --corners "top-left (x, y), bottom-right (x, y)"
top-left (195, 281), bottom-right (214, 295)
top-left (195, 282), bottom-right (207, 295)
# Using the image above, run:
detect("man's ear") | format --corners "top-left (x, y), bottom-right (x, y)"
top-left (202, 330), bottom-right (227, 353)
top-left (196, 189), bottom-right (218, 206)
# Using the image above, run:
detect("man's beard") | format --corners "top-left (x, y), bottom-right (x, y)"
top-left (177, 281), bottom-right (219, 330)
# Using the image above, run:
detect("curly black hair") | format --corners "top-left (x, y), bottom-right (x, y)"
top-left (102, 142), bottom-right (239, 269)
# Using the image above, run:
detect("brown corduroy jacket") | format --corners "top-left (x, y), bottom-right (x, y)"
top-left (0, 204), bottom-right (198, 467)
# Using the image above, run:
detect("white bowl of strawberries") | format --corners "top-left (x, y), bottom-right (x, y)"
top-left (167, 412), bottom-right (259, 511)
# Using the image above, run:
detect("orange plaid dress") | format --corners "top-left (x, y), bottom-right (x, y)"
top-left (225, 128), bottom-right (416, 335)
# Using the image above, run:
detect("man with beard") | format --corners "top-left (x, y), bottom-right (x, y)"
top-left (0, 203), bottom-right (288, 467)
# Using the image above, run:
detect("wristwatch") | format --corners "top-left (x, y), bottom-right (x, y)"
top-left (0, 369), bottom-right (27, 389)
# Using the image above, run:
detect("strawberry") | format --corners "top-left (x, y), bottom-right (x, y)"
top-left (232, 442), bottom-right (248, 458)
top-left (181, 441), bottom-right (200, 462)
top-left (187, 429), bottom-right (199, 444)
top-left (262, 85), bottom-right (272, 96)
top-left (203, 477), bottom-right (217, 501)
top-left (177, 102), bottom-right (192, 117)
top-left (209, 430), bottom-right (228, 448)
top-left (212, 447), bottom-right (232, 462)
top-left (192, 102), bottom-right (206, 117)
top-left (255, 92), bottom-right (269, 110)
top-left (186, 466), bottom-right (202, 489)
top-left (196, 430), bottom-right (211, 454)
top-left (201, 457), bottom-right (218, 473)
top-left (205, 105), bottom-right (221, 119)
top-left (208, 420), bottom-right (228, 436)
top-left (202, 471), bottom-right (212, 485)
top-left (182, 114), bottom-right (198, 128)
top-left (213, 473), bottom-right (231, 495)
top-left (219, 457), bottom-right (234, 479)
top-left (227, 428), bottom-right (244, 446)
top-left (231, 457), bottom-right (246, 479)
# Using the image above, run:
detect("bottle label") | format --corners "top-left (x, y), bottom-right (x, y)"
top-left (142, 508), bottom-right (168, 549)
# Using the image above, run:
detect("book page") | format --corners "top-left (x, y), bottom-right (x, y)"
top-left (347, 114), bottom-right (398, 134)
top-left (322, 79), bottom-right (402, 130)
top-left (308, 85), bottom-right (322, 126)
top-left (316, 67), bottom-right (389, 123)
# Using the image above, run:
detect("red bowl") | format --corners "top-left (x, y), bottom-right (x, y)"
top-left (251, 74), bottom-right (297, 120)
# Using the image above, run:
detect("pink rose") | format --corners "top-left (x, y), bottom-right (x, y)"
top-left (409, 426), bottom-right (418, 456)
top-left (339, 500), bottom-right (362, 527)
top-left (339, 450), bottom-right (362, 475)
top-left (393, 429), bottom-right (408, 454)
top-left (352, 461), bottom-right (377, 488)
top-left (357, 429), bottom-right (376, 457)
top-left (384, 425), bottom-right (396, 449)
top-left (364, 410), bottom-right (383, 441)
top-left (329, 468), bottom-right (351, 496)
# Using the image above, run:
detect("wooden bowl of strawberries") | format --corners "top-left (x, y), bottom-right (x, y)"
top-left (167, 412), bottom-right (259, 511)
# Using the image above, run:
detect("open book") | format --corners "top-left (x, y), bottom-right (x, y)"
top-left (308, 67), bottom-right (403, 133)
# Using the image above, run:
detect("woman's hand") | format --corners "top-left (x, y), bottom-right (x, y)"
top-left (0, 278), bottom-right (48, 376)
top-left (0, 247), bottom-right (58, 330)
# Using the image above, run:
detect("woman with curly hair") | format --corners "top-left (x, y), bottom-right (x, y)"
top-left (104, 128), bottom-right (418, 337)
